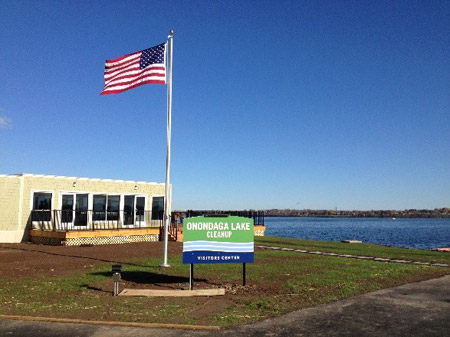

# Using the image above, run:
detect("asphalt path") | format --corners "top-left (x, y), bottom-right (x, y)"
top-left (1, 274), bottom-right (449, 337)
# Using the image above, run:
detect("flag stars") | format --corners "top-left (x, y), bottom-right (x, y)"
top-left (140, 44), bottom-right (165, 69)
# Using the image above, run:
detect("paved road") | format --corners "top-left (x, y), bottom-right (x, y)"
top-left (1, 274), bottom-right (449, 337)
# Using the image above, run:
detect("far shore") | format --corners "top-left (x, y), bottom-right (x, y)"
top-left (177, 208), bottom-right (450, 219)
top-left (262, 208), bottom-right (450, 218)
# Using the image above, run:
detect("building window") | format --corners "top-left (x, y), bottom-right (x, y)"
top-left (32, 192), bottom-right (52, 221)
top-left (135, 196), bottom-right (145, 224)
top-left (124, 195), bottom-right (135, 225)
top-left (107, 195), bottom-right (120, 221)
top-left (61, 194), bottom-right (74, 223)
top-left (93, 195), bottom-right (120, 221)
top-left (152, 196), bottom-right (164, 220)
top-left (75, 194), bottom-right (88, 226)
top-left (123, 195), bottom-right (146, 225)
top-left (93, 195), bottom-right (106, 221)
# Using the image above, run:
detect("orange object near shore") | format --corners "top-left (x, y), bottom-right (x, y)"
top-left (431, 248), bottom-right (450, 252)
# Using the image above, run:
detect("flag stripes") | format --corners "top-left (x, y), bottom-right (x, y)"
top-left (101, 43), bottom-right (166, 95)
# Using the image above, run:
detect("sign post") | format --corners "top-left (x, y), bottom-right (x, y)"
top-left (183, 216), bottom-right (254, 288)
top-left (189, 263), bottom-right (194, 290)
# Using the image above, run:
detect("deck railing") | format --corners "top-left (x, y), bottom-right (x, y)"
top-left (31, 210), bottom-right (165, 232)
top-left (30, 210), bottom-right (263, 242)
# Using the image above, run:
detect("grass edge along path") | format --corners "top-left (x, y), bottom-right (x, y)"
top-left (256, 236), bottom-right (450, 265)
top-left (256, 245), bottom-right (450, 267)
top-left (0, 314), bottom-right (220, 330)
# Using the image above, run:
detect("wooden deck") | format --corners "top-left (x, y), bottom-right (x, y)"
top-left (29, 225), bottom-right (266, 246)
top-left (29, 227), bottom-right (160, 246)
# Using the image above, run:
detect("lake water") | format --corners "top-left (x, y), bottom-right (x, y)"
top-left (265, 217), bottom-right (450, 250)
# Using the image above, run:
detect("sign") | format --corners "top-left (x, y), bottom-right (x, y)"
top-left (183, 216), bottom-right (254, 264)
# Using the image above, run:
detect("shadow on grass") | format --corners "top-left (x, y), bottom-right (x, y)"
top-left (80, 283), bottom-right (111, 294)
top-left (4, 245), bottom-right (148, 268)
top-left (91, 271), bottom-right (207, 288)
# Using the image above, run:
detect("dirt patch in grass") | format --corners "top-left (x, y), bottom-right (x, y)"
top-left (0, 242), bottom-right (182, 278)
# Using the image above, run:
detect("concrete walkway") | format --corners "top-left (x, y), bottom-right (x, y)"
top-left (256, 245), bottom-right (450, 267)
top-left (1, 274), bottom-right (450, 337)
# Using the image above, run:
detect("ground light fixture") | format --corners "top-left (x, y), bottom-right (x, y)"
top-left (112, 264), bottom-right (122, 296)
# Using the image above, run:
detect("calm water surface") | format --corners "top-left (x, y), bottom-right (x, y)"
top-left (265, 217), bottom-right (450, 250)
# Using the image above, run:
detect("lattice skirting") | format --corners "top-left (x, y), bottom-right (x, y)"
top-left (31, 234), bottom-right (160, 246)
top-left (254, 230), bottom-right (265, 236)
top-left (64, 234), bottom-right (160, 246)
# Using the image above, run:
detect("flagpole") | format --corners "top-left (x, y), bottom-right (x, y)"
top-left (161, 30), bottom-right (174, 268)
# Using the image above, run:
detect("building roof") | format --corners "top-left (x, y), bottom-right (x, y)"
top-left (0, 173), bottom-right (164, 186)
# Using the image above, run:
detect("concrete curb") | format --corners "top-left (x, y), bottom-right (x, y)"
top-left (119, 288), bottom-right (226, 297)
top-left (256, 245), bottom-right (450, 267)
top-left (0, 314), bottom-right (220, 331)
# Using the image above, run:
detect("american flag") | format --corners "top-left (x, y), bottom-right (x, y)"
top-left (101, 43), bottom-right (166, 95)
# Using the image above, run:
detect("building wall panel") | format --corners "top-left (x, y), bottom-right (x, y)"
top-left (1, 174), bottom-right (166, 243)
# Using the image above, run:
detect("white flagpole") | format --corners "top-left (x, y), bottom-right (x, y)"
top-left (161, 30), bottom-right (174, 268)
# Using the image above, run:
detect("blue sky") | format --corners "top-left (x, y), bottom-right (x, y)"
top-left (0, 1), bottom-right (449, 211)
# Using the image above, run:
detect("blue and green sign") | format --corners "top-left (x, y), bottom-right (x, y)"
top-left (183, 216), bottom-right (254, 264)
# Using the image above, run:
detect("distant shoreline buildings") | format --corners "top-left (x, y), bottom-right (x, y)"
top-left (262, 208), bottom-right (450, 218)
top-left (178, 208), bottom-right (450, 219)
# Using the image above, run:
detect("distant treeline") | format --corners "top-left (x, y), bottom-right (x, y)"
top-left (176, 208), bottom-right (450, 219)
top-left (263, 208), bottom-right (450, 218)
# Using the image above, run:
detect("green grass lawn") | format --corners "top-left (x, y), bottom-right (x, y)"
top-left (256, 236), bottom-right (450, 264)
top-left (0, 237), bottom-right (449, 328)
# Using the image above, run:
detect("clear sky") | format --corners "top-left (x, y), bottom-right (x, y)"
top-left (0, 1), bottom-right (449, 211)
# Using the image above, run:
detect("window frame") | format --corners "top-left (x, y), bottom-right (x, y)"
top-left (107, 195), bottom-right (120, 221)
top-left (92, 194), bottom-right (107, 221)
top-left (151, 195), bottom-right (164, 220)
top-left (93, 194), bottom-right (121, 222)
top-left (31, 191), bottom-right (53, 222)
